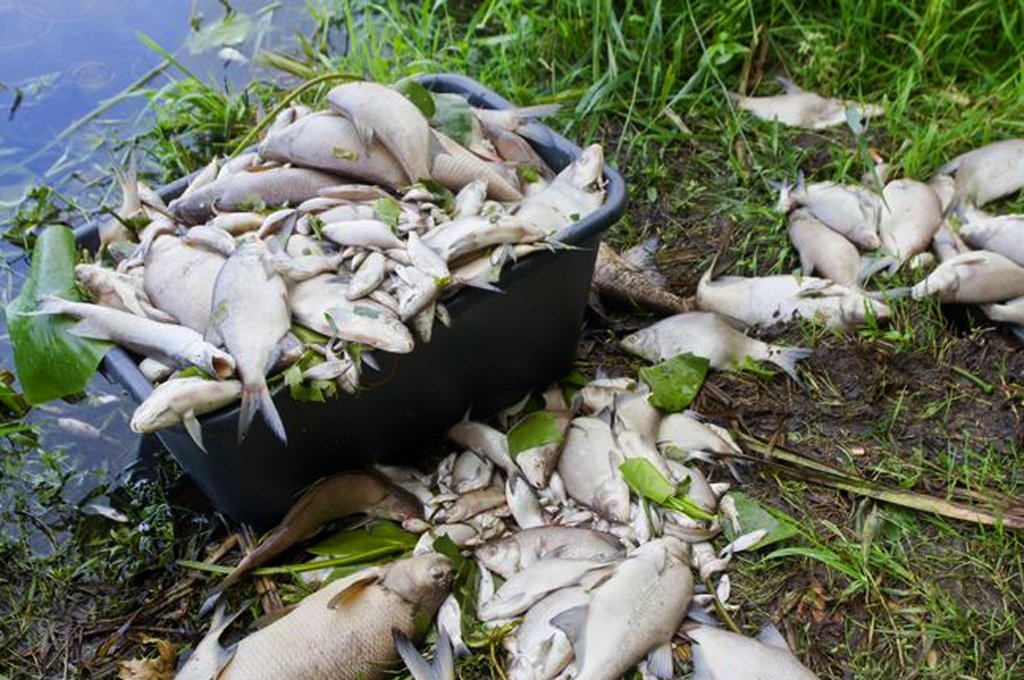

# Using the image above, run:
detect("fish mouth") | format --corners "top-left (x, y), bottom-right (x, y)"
top-left (209, 353), bottom-right (236, 380)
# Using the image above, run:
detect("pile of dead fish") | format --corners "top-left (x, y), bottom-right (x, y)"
top-left (722, 78), bottom-right (1024, 340)
top-left (41, 80), bottom-right (607, 448)
top-left (178, 374), bottom-right (820, 680)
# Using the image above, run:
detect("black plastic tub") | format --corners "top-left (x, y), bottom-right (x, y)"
top-left (76, 73), bottom-right (627, 529)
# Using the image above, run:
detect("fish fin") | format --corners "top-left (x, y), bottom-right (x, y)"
top-left (393, 628), bottom-right (453, 680)
top-left (757, 623), bottom-right (791, 651)
top-left (775, 76), bottom-right (803, 94)
top-left (68, 318), bottom-right (113, 341)
top-left (458, 275), bottom-right (503, 293)
top-left (353, 120), bottom-right (375, 149)
top-left (867, 286), bottom-right (911, 302)
top-left (260, 383), bottom-right (288, 446)
top-left (645, 642), bottom-right (674, 679)
top-left (509, 103), bottom-right (562, 122)
top-left (252, 603), bottom-right (297, 629)
top-left (114, 151), bottom-right (141, 216)
top-left (858, 254), bottom-right (897, 282)
top-left (326, 572), bottom-right (381, 610)
top-left (765, 345), bottom-right (812, 386)
top-left (237, 385), bottom-right (260, 445)
top-left (182, 409), bottom-right (207, 453)
top-left (549, 605), bottom-right (588, 660)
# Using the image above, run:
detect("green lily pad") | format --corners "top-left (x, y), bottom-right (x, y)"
top-left (620, 458), bottom-right (714, 520)
top-left (6, 226), bottom-right (110, 404)
top-left (639, 353), bottom-right (709, 412)
top-left (393, 77), bottom-right (436, 119)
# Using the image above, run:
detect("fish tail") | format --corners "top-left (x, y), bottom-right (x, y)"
top-left (113, 151), bottom-right (141, 215)
top-left (238, 379), bottom-right (286, 445)
top-left (858, 254), bottom-right (898, 282)
top-left (394, 628), bottom-right (453, 680)
top-left (867, 286), bottom-right (913, 302)
top-left (766, 345), bottom-right (813, 387)
top-left (509, 103), bottom-right (561, 123)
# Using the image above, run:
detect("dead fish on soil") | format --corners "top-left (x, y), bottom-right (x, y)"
top-left (551, 537), bottom-right (693, 680)
top-left (505, 586), bottom-right (589, 680)
top-left (777, 176), bottom-right (881, 250)
top-left (696, 266), bottom-right (889, 330)
top-left (904, 250), bottom-right (1024, 303)
top-left (474, 526), bottom-right (625, 579)
top-left (958, 211), bottom-right (1024, 267)
top-left (477, 557), bottom-right (613, 621)
top-left (687, 624), bottom-right (819, 680)
top-left (863, 178), bottom-right (943, 277)
top-left (37, 296), bottom-right (235, 378)
top-left (620, 311), bottom-right (811, 384)
top-left (557, 417), bottom-right (631, 524)
top-left (592, 242), bottom-right (694, 315)
top-left (207, 554), bottom-right (452, 680)
top-left (205, 470), bottom-right (423, 610)
top-left (657, 412), bottom-right (741, 459)
top-left (729, 76), bottom-right (883, 130)
top-left (209, 240), bottom-right (291, 444)
top-left (787, 208), bottom-right (860, 286)
top-left (939, 138), bottom-right (1024, 209)
top-left (131, 377), bottom-right (242, 451)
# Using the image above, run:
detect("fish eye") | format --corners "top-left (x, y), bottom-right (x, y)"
top-left (428, 564), bottom-right (449, 581)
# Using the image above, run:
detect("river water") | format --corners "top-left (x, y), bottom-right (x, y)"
top-left (0, 0), bottom-right (315, 541)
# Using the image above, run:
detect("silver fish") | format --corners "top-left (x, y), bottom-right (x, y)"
top-left (99, 156), bottom-right (140, 251)
top-left (983, 295), bottom-right (1024, 325)
top-left (447, 420), bottom-right (518, 477)
top-left (688, 625), bottom-right (819, 680)
top-left (407, 231), bottom-right (450, 281)
top-left (328, 82), bottom-right (432, 182)
top-left (143, 235), bottom-right (226, 333)
top-left (514, 409), bottom-right (569, 489)
top-left (729, 77), bottom-right (883, 130)
top-left (210, 240), bottom-right (290, 444)
top-left (260, 110), bottom-right (410, 188)
top-left (787, 208), bottom-right (860, 285)
top-left (346, 252), bottom-right (387, 299)
top-left (778, 178), bottom-right (881, 250)
top-left (506, 474), bottom-right (547, 529)
top-left (657, 412), bottom-right (741, 458)
top-left (436, 594), bottom-right (469, 658)
top-left (551, 538), bottom-right (693, 680)
top-left (394, 629), bottom-right (455, 680)
top-left (477, 558), bottom-right (612, 622)
top-left (424, 215), bottom-right (546, 262)
top-left (75, 263), bottom-right (175, 323)
top-left (876, 179), bottom-right (942, 267)
top-left (514, 144), bottom-right (605, 235)
top-left (474, 526), bottom-right (625, 579)
top-left (696, 267), bottom-right (889, 330)
top-left (209, 211), bottom-right (265, 235)
top-left (506, 587), bottom-right (589, 680)
top-left (38, 296), bottom-right (233, 378)
top-left (130, 377), bottom-right (242, 451)
top-left (169, 167), bottom-right (343, 225)
top-left (174, 605), bottom-right (241, 680)
top-left (909, 250), bottom-right (1024, 303)
top-left (434, 485), bottom-right (506, 524)
top-left (959, 212), bottom-right (1024, 267)
top-left (452, 450), bottom-right (493, 494)
top-left (183, 225), bottom-right (237, 257)
top-left (216, 554), bottom-right (452, 680)
top-left (271, 251), bottom-right (345, 282)
top-left (557, 418), bottom-right (631, 523)
top-left (620, 311), bottom-right (811, 383)
top-left (323, 219), bottom-right (404, 250)
top-left (939, 138), bottom-right (1024, 208)
top-left (430, 130), bottom-right (523, 201)
top-left (451, 179), bottom-right (488, 219)
top-left (289, 275), bottom-right (414, 353)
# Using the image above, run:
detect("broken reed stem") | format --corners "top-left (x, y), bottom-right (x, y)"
top-left (733, 432), bottom-right (1024, 531)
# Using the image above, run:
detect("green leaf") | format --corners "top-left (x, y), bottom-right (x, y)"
top-left (186, 12), bottom-right (254, 54)
top-left (306, 520), bottom-right (417, 558)
top-left (620, 458), bottom-right (677, 504)
top-left (620, 458), bottom-right (715, 520)
top-left (373, 197), bottom-right (401, 230)
top-left (508, 411), bottom-right (564, 458)
top-left (639, 353), bottom-right (709, 412)
top-left (431, 92), bottom-right (475, 147)
top-left (719, 492), bottom-right (799, 550)
top-left (393, 77), bottom-right (436, 119)
top-left (433, 534), bottom-right (479, 620)
top-left (7, 226), bottom-right (111, 404)
top-left (290, 323), bottom-right (328, 345)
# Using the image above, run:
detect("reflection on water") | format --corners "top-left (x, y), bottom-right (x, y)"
top-left (0, 0), bottom-right (313, 538)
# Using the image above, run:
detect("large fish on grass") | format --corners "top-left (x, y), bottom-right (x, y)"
top-left (729, 77), bottom-right (882, 130)
top-left (939, 138), bottom-right (1024, 209)
top-left (688, 624), bottom-right (820, 679)
top-left (184, 554), bottom-right (453, 680)
top-left (621, 311), bottom-right (811, 383)
top-left (210, 240), bottom-right (291, 444)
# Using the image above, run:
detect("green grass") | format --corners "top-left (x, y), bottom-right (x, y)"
top-left (3, 0), bottom-right (1024, 677)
